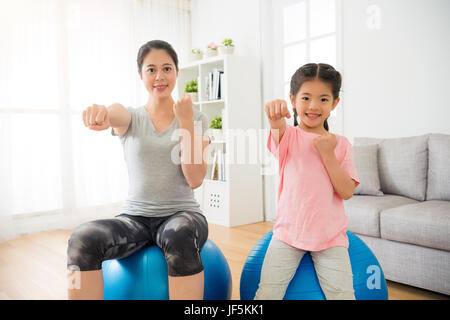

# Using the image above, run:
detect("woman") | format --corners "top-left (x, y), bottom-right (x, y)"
top-left (67, 40), bottom-right (211, 300)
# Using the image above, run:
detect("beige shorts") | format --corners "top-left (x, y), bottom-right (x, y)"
top-left (254, 237), bottom-right (355, 300)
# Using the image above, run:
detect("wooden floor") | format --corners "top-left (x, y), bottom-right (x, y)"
top-left (0, 221), bottom-right (448, 300)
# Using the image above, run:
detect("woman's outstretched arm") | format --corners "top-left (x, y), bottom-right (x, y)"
top-left (173, 95), bottom-right (209, 189)
top-left (82, 103), bottom-right (130, 135)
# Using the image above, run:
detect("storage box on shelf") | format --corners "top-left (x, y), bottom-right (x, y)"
top-left (176, 54), bottom-right (263, 227)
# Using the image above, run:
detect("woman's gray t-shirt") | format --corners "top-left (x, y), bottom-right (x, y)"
top-left (112, 106), bottom-right (210, 217)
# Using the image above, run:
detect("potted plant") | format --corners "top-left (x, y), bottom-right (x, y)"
top-left (184, 80), bottom-right (198, 102)
top-left (190, 48), bottom-right (202, 61)
top-left (205, 42), bottom-right (218, 58)
top-left (219, 38), bottom-right (235, 54)
top-left (209, 115), bottom-right (223, 141)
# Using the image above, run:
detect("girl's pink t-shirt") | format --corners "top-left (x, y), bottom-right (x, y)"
top-left (268, 124), bottom-right (360, 251)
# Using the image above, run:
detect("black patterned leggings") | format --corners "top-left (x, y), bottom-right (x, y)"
top-left (67, 211), bottom-right (208, 277)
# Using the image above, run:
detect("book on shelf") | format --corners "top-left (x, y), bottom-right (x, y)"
top-left (221, 149), bottom-right (226, 181)
top-left (210, 149), bottom-right (226, 181)
top-left (210, 150), bottom-right (218, 180)
top-left (219, 72), bottom-right (224, 100)
top-left (217, 149), bottom-right (223, 181)
top-left (206, 68), bottom-right (224, 101)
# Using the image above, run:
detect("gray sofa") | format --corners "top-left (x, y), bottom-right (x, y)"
top-left (343, 133), bottom-right (450, 296)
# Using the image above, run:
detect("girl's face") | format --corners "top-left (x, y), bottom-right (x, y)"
top-left (290, 79), bottom-right (340, 133)
top-left (139, 49), bottom-right (178, 100)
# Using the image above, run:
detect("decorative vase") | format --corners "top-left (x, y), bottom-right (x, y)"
top-left (211, 129), bottom-right (223, 141)
top-left (189, 52), bottom-right (202, 61)
top-left (219, 46), bottom-right (235, 55)
top-left (187, 92), bottom-right (198, 102)
top-left (205, 48), bottom-right (218, 58)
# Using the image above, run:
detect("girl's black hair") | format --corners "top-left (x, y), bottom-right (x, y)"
top-left (137, 40), bottom-right (179, 74)
top-left (290, 63), bottom-right (342, 131)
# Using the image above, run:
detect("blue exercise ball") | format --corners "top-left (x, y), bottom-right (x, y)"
top-left (102, 239), bottom-right (232, 300)
top-left (240, 230), bottom-right (388, 300)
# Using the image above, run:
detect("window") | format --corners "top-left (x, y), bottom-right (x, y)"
top-left (0, 0), bottom-right (191, 219)
top-left (273, 0), bottom-right (341, 119)
top-left (264, 0), bottom-right (342, 222)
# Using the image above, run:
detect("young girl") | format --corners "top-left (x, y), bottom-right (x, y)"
top-left (255, 63), bottom-right (360, 300)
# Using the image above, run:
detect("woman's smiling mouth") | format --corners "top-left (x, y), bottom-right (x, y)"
top-left (153, 84), bottom-right (168, 92)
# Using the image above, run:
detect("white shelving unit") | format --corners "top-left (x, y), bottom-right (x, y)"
top-left (176, 54), bottom-right (263, 227)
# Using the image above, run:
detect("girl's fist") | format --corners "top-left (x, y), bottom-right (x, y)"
top-left (82, 104), bottom-right (111, 131)
top-left (265, 99), bottom-right (291, 121)
top-left (313, 132), bottom-right (337, 156)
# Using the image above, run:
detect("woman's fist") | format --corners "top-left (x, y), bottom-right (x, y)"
top-left (82, 104), bottom-right (111, 131)
top-left (265, 99), bottom-right (291, 121)
top-left (173, 94), bottom-right (194, 124)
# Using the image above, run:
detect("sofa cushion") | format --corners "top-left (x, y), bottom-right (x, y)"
top-left (344, 195), bottom-right (418, 237)
top-left (427, 133), bottom-right (450, 201)
top-left (380, 200), bottom-right (450, 252)
top-left (353, 144), bottom-right (384, 196)
top-left (354, 135), bottom-right (429, 201)
top-left (353, 137), bottom-right (383, 146)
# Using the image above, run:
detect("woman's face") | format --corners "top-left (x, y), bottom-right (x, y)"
top-left (139, 49), bottom-right (178, 99)
top-left (290, 79), bottom-right (340, 132)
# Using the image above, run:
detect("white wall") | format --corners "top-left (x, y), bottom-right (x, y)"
top-left (192, 0), bottom-right (450, 144)
top-left (191, 0), bottom-right (450, 143)
top-left (190, 0), bottom-right (261, 57)
top-left (341, 0), bottom-right (450, 143)
top-left (190, 0), bottom-right (279, 221)
top-left (190, 0), bottom-right (450, 222)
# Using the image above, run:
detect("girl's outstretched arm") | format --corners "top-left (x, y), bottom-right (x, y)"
top-left (265, 99), bottom-right (291, 142)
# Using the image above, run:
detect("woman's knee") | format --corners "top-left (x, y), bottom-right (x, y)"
top-left (157, 212), bottom-right (208, 277)
top-left (67, 221), bottom-right (109, 271)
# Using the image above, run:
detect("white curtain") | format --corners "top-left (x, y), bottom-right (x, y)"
top-left (0, 0), bottom-right (192, 242)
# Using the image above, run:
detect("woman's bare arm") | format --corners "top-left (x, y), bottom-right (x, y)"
top-left (107, 103), bottom-right (131, 136)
